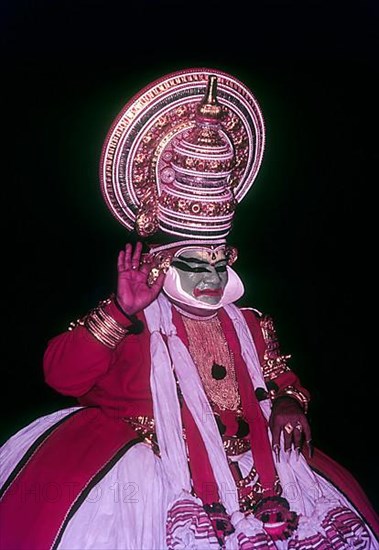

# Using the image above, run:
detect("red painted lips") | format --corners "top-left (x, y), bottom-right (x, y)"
top-left (193, 288), bottom-right (223, 297)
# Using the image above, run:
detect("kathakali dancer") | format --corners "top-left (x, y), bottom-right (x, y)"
top-left (1, 68), bottom-right (378, 549)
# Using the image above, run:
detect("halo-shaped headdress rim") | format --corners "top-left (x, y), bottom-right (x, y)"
top-left (99, 67), bottom-right (265, 236)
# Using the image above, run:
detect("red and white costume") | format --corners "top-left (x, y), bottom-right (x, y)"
top-left (1, 296), bottom-right (378, 548)
top-left (1, 68), bottom-right (378, 549)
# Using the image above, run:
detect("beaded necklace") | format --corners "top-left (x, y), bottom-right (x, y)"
top-left (181, 314), bottom-right (240, 411)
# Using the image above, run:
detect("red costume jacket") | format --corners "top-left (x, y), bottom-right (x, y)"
top-left (43, 301), bottom-right (305, 418)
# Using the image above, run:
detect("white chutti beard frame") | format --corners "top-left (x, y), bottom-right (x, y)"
top-left (163, 266), bottom-right (245, 310)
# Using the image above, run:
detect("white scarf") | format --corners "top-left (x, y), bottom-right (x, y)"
top-left (144, 294), bottom-right (265, 523)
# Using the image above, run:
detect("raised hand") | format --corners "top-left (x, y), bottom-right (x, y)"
top-left (269, 396), bottom-right (312, 462)
top-left (116, 242), bottom-right (165, 316)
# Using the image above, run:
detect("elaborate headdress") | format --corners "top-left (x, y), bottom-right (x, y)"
top-left (100, 67), bottom-right (265, 247)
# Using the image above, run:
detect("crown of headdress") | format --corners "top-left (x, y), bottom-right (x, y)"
top-left (100, 68), bottom-right (265, 243)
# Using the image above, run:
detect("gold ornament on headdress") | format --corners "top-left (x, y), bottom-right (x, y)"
top-left (100, 68), bottom-right (265, 242)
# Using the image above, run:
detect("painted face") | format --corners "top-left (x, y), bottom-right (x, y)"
top-left (171, 247), bottom-right (229, 306)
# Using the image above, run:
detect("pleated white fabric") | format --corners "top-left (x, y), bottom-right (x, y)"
top-left (1, 415), bottom-right (377, 549)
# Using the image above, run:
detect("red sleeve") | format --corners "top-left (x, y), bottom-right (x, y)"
top-left (43, 299), bottom-right (135, 397)
top-left (240, 308), bottom-right (310, 399)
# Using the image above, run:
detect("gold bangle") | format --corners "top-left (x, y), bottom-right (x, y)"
top-left (85, 315), bottom-right (118, 348)
top-left (276, 385), bottom-right (309, 414)
top-left (84, 303), bottom-right (129, 349)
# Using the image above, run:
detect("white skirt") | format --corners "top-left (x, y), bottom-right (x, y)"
top-left (1, 408), bottom-right (378, 549)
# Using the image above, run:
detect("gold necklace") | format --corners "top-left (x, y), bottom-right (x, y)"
top-left (181, 315), bottom-right (241, 411)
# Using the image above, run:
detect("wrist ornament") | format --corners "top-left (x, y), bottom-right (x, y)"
top-left (68, 295), bottom-right (144, 346)
top-left (274, 385), bottom-right (309, 414)
top-left (83, 297), bottom-right (130, 349)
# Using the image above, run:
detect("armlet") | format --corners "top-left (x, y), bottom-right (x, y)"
top-left (260, 315), bottom-right (292, 381)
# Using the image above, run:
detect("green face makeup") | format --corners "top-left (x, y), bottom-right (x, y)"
top-left (171, 248), bottom-right (228, 305)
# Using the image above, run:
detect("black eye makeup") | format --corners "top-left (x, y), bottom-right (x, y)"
top-left (171, 260), bottom-right (209, 273)
top-left (172, 258), bottom-right (228, 274)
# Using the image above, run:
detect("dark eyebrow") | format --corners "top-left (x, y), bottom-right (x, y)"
top-left (177, 255), bottom-right (209, 265)
top-left (177, 255), bottom-right (227, 265)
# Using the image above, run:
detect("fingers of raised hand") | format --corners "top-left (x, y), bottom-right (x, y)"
top-left (118, 244), bottom-right (133, 272)
top-left (124, 243), bottom-right (133, 270)
top-left (119, 243), bottom-right (143, 273)
top-left (139, 258), bottom-right (153, 277)
top-left (117, 250), bottom-right (126, 272)
top-left (131, 242), bottom-right (143, 270)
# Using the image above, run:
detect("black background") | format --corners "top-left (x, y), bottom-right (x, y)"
top-left (2, 0), bottom-right (378, 509)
